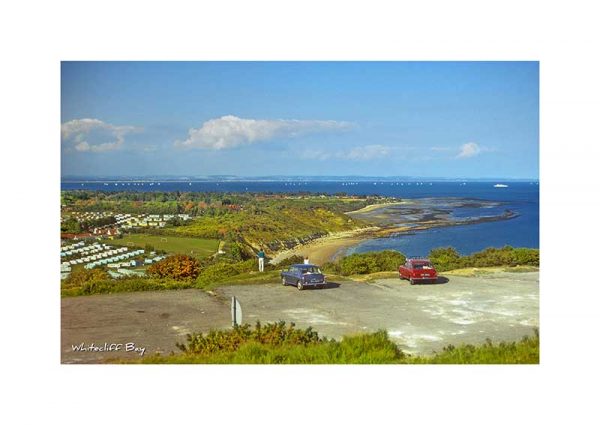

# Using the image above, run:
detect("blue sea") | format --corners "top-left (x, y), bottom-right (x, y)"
top-left (61, 180), bottom-right (539, 256)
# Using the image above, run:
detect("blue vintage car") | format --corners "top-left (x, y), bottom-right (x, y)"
top-left (280, 264), bottom-right (326, 290)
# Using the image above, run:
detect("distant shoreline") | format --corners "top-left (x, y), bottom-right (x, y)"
top-left (62, 177), bottom-right (540, 183)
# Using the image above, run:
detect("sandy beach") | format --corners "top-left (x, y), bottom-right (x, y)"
top-left (270, 223), bottom-right (432, 265)
top-left (270, 227), bottom-right (379, 265)
top-left (270, 198), bottom-right (521, 266)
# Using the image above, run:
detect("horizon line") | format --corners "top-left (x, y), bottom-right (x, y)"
top-left (61, 175), bottom-right (539, 181)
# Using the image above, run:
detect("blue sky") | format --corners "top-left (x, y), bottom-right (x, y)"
top-left (61, 62), bottom-right (538, 178)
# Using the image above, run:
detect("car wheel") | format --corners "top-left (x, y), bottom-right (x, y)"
top-left (282, 277), bottom-right (286, 286)
top-left (297, 280), bottom-right (304, 290)
top-left (409, 278), bottom-right (415, 285)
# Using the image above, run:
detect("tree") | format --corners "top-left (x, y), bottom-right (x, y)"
top-left (61, 218), bottom-right (81, 234)
top-left (147, 255), bottom-right (201, 280)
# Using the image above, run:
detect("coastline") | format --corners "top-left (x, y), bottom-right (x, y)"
top-left (345, 200), bottom-right (410, 215)
top-left (270, 205), bottom-right (520, 265)
top-left (270, 227), bottom-right (378, 266)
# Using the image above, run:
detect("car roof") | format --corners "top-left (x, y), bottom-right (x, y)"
top-left (408, 259), bottom-right (431, 263)
top-left (292, 264), bottom-right (318, 268)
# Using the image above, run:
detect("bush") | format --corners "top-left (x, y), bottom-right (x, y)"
top-left (429, 247), bottom-right (462, 271)
top-left (321, 261), bottom-right (341, 274)
top-left (62, 277), bottom-right (194, 296)
top-left (429, 246), bottom-right (539, 272)
top-left (176, 321), bottom-right (325, 355)
top-left (329, 246), bottom-right (538, 275)
top-left (276, 255), bottom-right (306, 268)
top-left (60, 217), bottom-right (82, 234)
top-left (195, 259), bottom-right (258, 287)
top-left (337, 250), bottom-right (406, 275)
top-left (136, 326), bottom-right (538, 364)
top-left (147, 254), bottom-right (201, 280)
top-left (62, 268), bottom-right (110, 289)
top-left (228, 242), bottom-right (246, 261)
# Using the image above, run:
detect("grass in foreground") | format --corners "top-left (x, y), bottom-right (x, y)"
top-left (125, 322), bottom-right (539, 364)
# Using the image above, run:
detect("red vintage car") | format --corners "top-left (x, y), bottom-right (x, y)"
top-left (399, 258), bottom-right (438, 285)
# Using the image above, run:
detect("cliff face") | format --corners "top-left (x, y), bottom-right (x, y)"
top-left (244, 231), bottom-right (328, 255)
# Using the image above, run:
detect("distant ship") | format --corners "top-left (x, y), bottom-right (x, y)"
top-left (494, 184), bottom-right (508, 188)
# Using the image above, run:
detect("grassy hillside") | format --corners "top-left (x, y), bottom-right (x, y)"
top-left (109, 234), bottom-right (218, 258)
top-left (169, 198), bottom-right (369, 252)
top-left (62, 191), bottom-right (380, 254)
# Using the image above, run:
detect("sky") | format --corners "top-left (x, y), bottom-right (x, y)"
top-left (61, 62), bottom-right (539, 179)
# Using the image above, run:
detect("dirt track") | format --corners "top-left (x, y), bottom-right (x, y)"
top-left (61, 271), bottom-right (538, 363)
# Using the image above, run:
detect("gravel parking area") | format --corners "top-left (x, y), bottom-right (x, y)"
top-left (61, 271), bottom-right (538, 363)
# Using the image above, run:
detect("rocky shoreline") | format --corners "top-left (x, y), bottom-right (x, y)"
top-left (270, 200), bottom-right (520, 265)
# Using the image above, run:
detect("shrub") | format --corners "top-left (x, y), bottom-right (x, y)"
top-left (429, 247), bottom-right (463, 271)
top-left (67, 277), bottom-right (193, 296)
top-left (195, 259), bottom-right (258, 287)
top-left (147, 254), bottom-right (201, 280)
top-left (176, 321), bottom-right (325, 355)
top-left (62, 268), bottom-right (110, 289)
top-left (60, 217), bottom-right (82, 234)
top-left (321, 261), bottom-right (341, 274)
top-left (228, 242), bottom-right (247, 261)
top-left (429, 246), bottom-right (539, 272)
top-left (331, 246), bottom-right (538, 275)
top-left (513, 247), bottom-right (539, 266)
top-left (340, 254), bottom-right (378, 275)
top-left (276, 255), bottom-right (306, 268)
top-left (136, 327), bottom-right (538, 364)
top-left (338, 250), bottom-right (406, 275)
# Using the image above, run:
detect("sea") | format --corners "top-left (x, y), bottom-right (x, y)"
top-left (61, 180), bottom-right (539, 256)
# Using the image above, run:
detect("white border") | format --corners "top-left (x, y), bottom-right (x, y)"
top-left (3, 1), bottom-right (599, 424)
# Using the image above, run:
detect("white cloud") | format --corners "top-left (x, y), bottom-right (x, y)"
top-left (456, 142), bottom-right (481, 159)
top-left (176, 115), bottom-right (353, 150)
top-left (304, 143), bottom-right (487, 162)
top-left (345, 144), bottom-right (391, 160)
top-left (301, 144), bottom-right (392, 161)
top-left (61, 118), bottom-right (138, 153)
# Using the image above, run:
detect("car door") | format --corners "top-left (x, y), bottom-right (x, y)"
top-left (283, 267), bottom-right (294, 284)
top-left (402, 261), bottom-right (411, 279)
top-left (291, 266), bottom-right (300, 283)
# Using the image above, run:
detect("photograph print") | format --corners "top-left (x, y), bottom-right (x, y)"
top-left (61, 61), bottom-right (539, 364)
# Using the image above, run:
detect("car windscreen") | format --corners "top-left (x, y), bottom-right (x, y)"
top-left (413, 263), bottom-right (433, 270)
top-left (301, 267), bottom-right (321, 274)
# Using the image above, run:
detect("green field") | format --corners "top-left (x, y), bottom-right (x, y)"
top-left (110, 234), bottom-right (219, 258)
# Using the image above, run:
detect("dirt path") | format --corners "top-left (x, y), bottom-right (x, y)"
top-left (61, 290), bottom-right (230, 363)
top-left (61, 271), bottom-right (538, 363)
